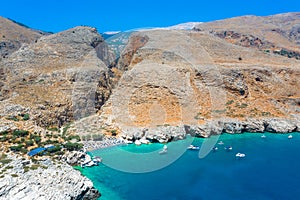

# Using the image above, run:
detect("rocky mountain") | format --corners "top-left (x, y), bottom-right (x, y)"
top-left (1, 13), bottom-right (300, 139)
top-left (0, 17), bottom-right (48, 59)
top-left (0, 26), bottom-right (112, 129)
top-left (0, 12), bottom-right (300, 199)
top-left (194, 12), bottom-right (300, 59)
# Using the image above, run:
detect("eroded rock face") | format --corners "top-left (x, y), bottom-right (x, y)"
top-left (0, 155), bottom-right (100, 200)
top-left (264, 118), bottom-right (297, 133)
top-left (242, 119), bottom-right (265, 132)
top-left (1, 26), bottom-right (112, 128)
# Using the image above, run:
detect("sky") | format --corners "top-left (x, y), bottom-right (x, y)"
top-left (1, 0), bottom-right (300, 33)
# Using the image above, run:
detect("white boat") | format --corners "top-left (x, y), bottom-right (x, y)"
top-left (159, 145), bottom-right (168, 154)
top-left (212, 147), bottom-right (218, 151)
top-left (236, 153), bottom-right (246, 158)
top-left (288, 135), bottom-right (293, 139)
top-left (261, 134), bottom-right (266, 138)
top-left (159, 149), bottom-right (168, 154)
top-left (187, 145), bottom-right (200, 150)
top-left (225, 146), bottom-right (233, 151)
top-left (218, 141), bottom-right (224, 145)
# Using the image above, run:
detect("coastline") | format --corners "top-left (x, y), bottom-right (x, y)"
top-left (80, 131), bottom-right (300, 200)
top-left (113, 117), bottom-right (300, 144)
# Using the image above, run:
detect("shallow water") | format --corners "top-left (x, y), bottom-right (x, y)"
top-left (80, 133), bottom-right (300, 200)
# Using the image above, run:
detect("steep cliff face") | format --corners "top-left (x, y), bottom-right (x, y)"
top-left (97, 14), bottom-right (300, 138)
top-left (0, 26), bottom-right (112, 128)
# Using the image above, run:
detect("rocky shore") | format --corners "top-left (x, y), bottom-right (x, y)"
top-left (83, 137), bottom-right (127, 151)
top-left (116, 117), bottom-right (300, 143)
top-left (0, 153), bottom-right (100, 200)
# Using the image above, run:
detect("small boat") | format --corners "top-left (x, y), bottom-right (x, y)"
top-left (261, 134), bottom-right (266, 138)
top-left (212, 147), bottom-right (218, 151)
top-left (159, 149), bottom-right (168, 155)
top-left (288, 135), bottom-right (293, 139)
top-left (236, 153), bottom-right (246, 158)
top-left (187, 145), bottom-right (200, 150)
top-left (159, 145), bottom-right (168, 154)
top-left (92, 156), bottom-right (102, 164)
top-left (218, 141), bottom-right (224, 145)
top-left (225, 146), bottom-right (233, 151)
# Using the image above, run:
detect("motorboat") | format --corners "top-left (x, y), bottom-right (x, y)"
top-left (218, 141), bottom-right (224, 145)
top-left (288, 135), bottom-right (293, 139)
top-left (212, 146), bottom-right (218, 151)
top-left (159, 145), bottom-right (168, 154)
top-left (187, 145), bottom-right (200, 150)
top-left (225, 146), bottom-right (233, 151)
top-left (235, 153), bottom-right (246, 158)
top-left (261, 134), bottom-right (266, 138)
top-left (159, 149), bottom-right (168, 155)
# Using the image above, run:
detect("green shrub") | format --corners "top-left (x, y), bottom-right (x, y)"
top-left (0, 136), bottom-right (8, 142)
top-left (22, 113), bottom-right (30, 121)
top-left (30, 165), bottom-right (39, 170)
top-left (67, 135), bottom-right (81, 141)
top-left (33, 136), bottom-right (41, 144)
top-left (13, 130), bottom-right (29, 137)
top-left (63, 142), bottom-right (83, 151)
top-left (48, 127), bottom-right (59, 132)
top-left (7, 116), bottom-right (19, 121)
top-left (0, 159), bottom-right (12, 165)
top-left (0, 131), bottom-right (8, 135)
top-left (10, 145), bottom-right (23, 152)
top-left (240, 103), bottom-right (248, 108)
top-left (62, 123), bottom-right (71, 135)
top-left (11, 174), bottom-right (18, 178)
top-left (226, 100), bottom-right (234, 105)
top-left (47, 145), bottom-right (62, 153)
top-left (25, 140), bottom-right (34, 147)
top-left (24, 166), bottom-right (30, 173)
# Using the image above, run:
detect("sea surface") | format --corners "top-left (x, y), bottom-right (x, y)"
top-left (79, 132), bottom-right (300, 200)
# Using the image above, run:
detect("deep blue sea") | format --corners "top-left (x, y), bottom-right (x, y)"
top-left (79, 133), bottom-right (300, 200)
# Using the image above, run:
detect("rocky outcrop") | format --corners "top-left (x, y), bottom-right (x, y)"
top-left (117, 117), bottom-right (300, 143)
top-left (264, 118), bottom-right (297, 133)
top-left (0, 17), bottom-right (47, 58)
top-left (0, 154), bottom-right (100, 200)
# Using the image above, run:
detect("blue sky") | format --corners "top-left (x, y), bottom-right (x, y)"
top-left (1, 0), bottom-right (300, 33)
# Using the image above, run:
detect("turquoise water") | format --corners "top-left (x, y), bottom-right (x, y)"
top-left (80, 133), bottom-right (300, 200)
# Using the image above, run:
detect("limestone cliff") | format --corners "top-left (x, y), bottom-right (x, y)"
top-left (0, 26), bottom-right (112, 128)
